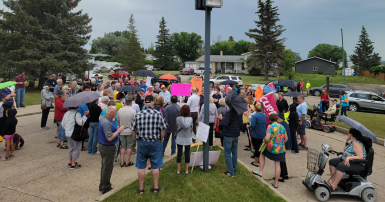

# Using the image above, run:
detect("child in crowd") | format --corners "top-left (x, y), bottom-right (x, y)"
top-left (1, 109), bottom-right (18, 161)
top-left (13, 133), bottom-right (24, 150)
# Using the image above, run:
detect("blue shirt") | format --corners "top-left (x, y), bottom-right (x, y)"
top-left (98, 116), bottom-right (118, 145)
top-left (77, 104), bottom-right (89, 117)
top-left (296, 102), bottom-right (307, 120)
top-left (249, 112), bottom-right (267, 139)
top-left (340, 94), bottom-right (349, 107)
top-left (54, 85), bottom-right (61, 95)
top-left (140, 85), bottom-right (147, 92)
top-left (101, 108), bottom-right (118, 126)
top-left (159, 91), bottom-right (171, 104)
top-left (1, 88), bottom-right (14, 106)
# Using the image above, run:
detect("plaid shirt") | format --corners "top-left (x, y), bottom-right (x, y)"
top-left (130, 107), bottom-right (168, 142)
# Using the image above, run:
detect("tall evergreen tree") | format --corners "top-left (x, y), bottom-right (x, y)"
top-left (119, 14), bottom-right (145, 71)
top-left (0, 0), bottom-right (92, 88)
top-left (245, 0), bottom-right (286, 80)
top-left (154, 17), bottom-right (177, 70)
top-left (350, 26), bottom-right (382, 71)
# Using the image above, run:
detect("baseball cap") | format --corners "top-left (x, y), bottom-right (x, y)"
top-left (145, 95), bottom-right (154, 103)
top-left (62, 86), bottom-right (70, 90)
top-left (278, 112), bottom-right (285, 120)
top-left (160, 85), bottom-right (166, 88)
top-left (331, 99), bottom-right (338, 102)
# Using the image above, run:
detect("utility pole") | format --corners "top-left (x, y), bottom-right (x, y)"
top-left (341, 29), bottom-right (346, 85)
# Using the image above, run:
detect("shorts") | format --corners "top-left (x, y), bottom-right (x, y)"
top-left (297, 121), bottom-right (306, 135)
top-left (136, 140), bottom-right (163, 169)
top-left (120, 135), bottom-right (135, 149)
top-left (4, 134), bottom-right (14, 139)
top-left (329, 157), bottom-right (365, 173)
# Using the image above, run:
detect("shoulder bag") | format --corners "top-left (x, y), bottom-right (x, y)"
top-left (41, 97), bottom-right (47, 110)
top-left (71, 112), bottom-right (88, 141)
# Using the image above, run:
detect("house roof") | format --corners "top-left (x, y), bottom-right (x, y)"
top-left (89, 54), bottom-right (111, 57)
top-left (185, 61), bottom-right (197, 64)
top-left (295, 56), bottom-right (336, 64)
top-left (196, 55), bottom-right (244, 63)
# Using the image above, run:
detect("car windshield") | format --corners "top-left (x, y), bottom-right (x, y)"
top-left (182, 68), bottom-right (188, 70)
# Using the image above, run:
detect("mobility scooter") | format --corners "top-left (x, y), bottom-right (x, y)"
top-left (306, 104), bottom-right (338, 133)
top-left (303, 140), bottom-right (376, 202)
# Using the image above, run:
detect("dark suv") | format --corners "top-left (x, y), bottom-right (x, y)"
top-left (268, 79), bottom-right (295, 92)
top-left (310, 84), bottom-right (354, 96)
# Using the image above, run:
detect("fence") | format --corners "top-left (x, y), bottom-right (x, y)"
top-left (361, 71), bottom-right (385, 81)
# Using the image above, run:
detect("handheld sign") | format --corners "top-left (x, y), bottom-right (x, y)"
top-left (146, 77), bottom-right (152, 87)
top-left (260, 92), bottom-right (279, 124)
top-left (172, 83), bottom-right (191, 96)
top-left (191, 78), bottom-right (203, 95)
top-left (196, 122), bottom-right (209, 143)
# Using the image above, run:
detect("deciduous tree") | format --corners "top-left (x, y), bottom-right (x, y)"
top-left (90, 34), bottom-right (127, 56)
top-left (171, 32), bottom-right (203, 64)
top-left (308, 44), bottom-right (347, 69)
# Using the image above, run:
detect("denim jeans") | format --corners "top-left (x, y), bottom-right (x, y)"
top-left (341, 107), bottom-right (347, 117)
top-left (57, 121), bottom-right (67, 141)
top-left (162, 133), bottom-right (176, 156)
top-left (223, 136), bottom-right (238, 175)
top-left (15, 88), bottom-right (25, 107)
top-left (88, 122), bottom-right (99, 154)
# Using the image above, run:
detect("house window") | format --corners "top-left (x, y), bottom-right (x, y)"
top-left (313, 67), bottom-right (318, 71)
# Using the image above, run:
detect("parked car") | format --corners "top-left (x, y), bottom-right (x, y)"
top-left (265, 79), bottom-right (295, 92)
top-left (146, 65), bottom-right (160, 71)
top-left (108, 70), bottom-right (130, 80)
top-left (209, 75), bottom-right (243, 87)
top-left (180, 67), bottom-right (194, 75)
top-left (310, 84), bottom-right (354, 97)
top-left (347, 90), bottom-right (385, 112)
top-left (95, 66), bottom-right (110, 73)
top-left (194, 67), bottom-right (207, 76)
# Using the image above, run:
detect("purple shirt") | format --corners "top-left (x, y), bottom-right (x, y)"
top-left (14, 76), bottom-right (26, 89)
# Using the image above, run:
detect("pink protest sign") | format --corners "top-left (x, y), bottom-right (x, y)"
top-left (172, 83), bottom-right (191, 96)
top-left (260, 92), bottom-right (278, 125)
top-left (226, 85), bottom-right (229, 94)
top-left (268, 83), bottom-right (276, 90)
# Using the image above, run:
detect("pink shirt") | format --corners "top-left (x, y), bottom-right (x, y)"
top-left (300, 82), bottom-right (305, 88)
top-left (145, 91), bottom-right (153, 96)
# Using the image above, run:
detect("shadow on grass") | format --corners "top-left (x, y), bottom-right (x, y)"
top-left (104, 146), bottom-right (285, 202)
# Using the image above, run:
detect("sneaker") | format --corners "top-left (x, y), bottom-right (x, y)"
top-left (20, 105), bottom-right (26, 108)
top-left (224, 172), bottom-right (235, 177)
top-left (41, 127), bottom-right (50, 130)
top-left (94, 151), bottom-right (100, 154)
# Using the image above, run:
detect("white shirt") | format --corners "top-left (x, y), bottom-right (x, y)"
top-left (132, 101), bottom-right (140, 113)
top-left (187, 93), bottom-right (200, 113)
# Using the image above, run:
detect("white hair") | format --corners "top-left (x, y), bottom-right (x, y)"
top-left (91, 78), bottom-right (96, 84)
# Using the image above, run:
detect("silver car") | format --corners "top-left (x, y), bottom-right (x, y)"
top-left (347, 90), bottom-right (385, 112)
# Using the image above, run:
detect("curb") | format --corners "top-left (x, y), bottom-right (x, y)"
top-left (16, 109), bottom-right (54, 118)
top-left (335, 126), bottom-right (384, 146)
top-left (237, 159), bottom-right (291, 202)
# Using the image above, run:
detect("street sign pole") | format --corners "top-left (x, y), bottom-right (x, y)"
top-left (341, 29), bottom-right (346, 85)
top-left (203, 6), bottom-right (212, 172)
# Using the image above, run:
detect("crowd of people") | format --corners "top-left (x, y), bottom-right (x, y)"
top-left (1, 71), bottom-right (357, 193)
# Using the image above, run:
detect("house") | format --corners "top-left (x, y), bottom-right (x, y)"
top-left (295, 57), bottom-right (336, 74)
top-left (195, 51), bottom-right (246, 74)
top-left (185, 61), bottom-right (198, 69)
top-left (146, 54), bottom-right (156, 61)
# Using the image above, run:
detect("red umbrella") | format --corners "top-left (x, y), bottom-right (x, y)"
top-left (158, 74), bottom-right (178, 80)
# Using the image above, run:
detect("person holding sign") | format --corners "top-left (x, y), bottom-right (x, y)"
top-left (221, 103), bottom-right (243, 177)
top-left (175, 105), bottom-right (193, 175)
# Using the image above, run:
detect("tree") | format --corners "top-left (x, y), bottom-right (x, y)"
top-left (90, 33), bottom-right (127, 56)
top-left (282, 49), bottom-right (296, 73)
top-left (118, 14), bottom-right (145, 71)
top-left (210, 40), bottom-right (253, 55)
top-left (308, 44), bottom-right (347, 69)
top-left (245, 0), bottom-right (286, 80)
top-left (148, 42), bottom-right (155, 54)
top-left (153, 17), bottom-right (177, 70)
top-left (350, 26), bottom-right (382, 71)
top-left (228, 36), bottom-right (234, 42)
top-left (212, 35), bottom-right (222, 44)
top-left (171, 32), bottom-right (203, 64)
top-left (0, 0), bottom-right (92, 88)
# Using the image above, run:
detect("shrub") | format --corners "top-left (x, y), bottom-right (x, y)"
top-left (285, 70), bottom-right (296, 80)
top-left (369, 65), bottom-right (385, 75)
top-left (318, 71), bottom-right (324, 75)
top-left (249, 67), bottom-right (261, 76)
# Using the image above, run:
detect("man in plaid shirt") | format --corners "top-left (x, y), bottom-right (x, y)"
top-left (130, 95), bottom-right (168, 194)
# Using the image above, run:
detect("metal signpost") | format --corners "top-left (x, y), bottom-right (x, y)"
top-left (196, 0), bottom-right (223, 172)
top-left (341, 29), bottom-right (346, 85)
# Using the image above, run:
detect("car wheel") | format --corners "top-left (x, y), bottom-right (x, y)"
top-left (315, 186), bottom-right (330, 202)
top-left (349, 103), bottom-right (358, 112)
top-left (108, 75), bottom-right (113, 80)
top-left (313, 90), bottom-right (321, 96)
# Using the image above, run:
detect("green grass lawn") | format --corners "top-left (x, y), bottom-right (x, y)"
top-left (104, 146), bottom-right (285, 202)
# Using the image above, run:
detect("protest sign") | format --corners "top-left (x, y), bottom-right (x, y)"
top-left (226, 85), bottom-right (229, 94)
top-left (255, 84), bottom-right (263, 101)
top-left (191, 78), bottom-right (203, 95)
top-left (260, 92), bottom-right (278, 124)
top-left (196, 122), bottom-right (209, 143)
top-left (268, 82), bottom-right (276, 90)
top-left (146, 77), bottom-right (152, 87)
top-left (172, 83), bottom-right (191, 96)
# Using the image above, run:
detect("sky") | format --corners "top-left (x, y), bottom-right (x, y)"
top-left (2, 0), bottom-right (385, 60)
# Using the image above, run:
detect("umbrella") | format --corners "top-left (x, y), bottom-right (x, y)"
top-left (132, 70), bottom-right (156, 78)
top-left (225, 92), bottom-right (248, 115)
top-left (158, 74), bottom-right (178, 80)
top-left (284, 92), bottom-right (307, 97)
top-left (220, 80), bottom-right (238, 85)
top-left (0, 81), bottom-right (17, 89)
top-left (63, 91), bottom-right (101, 108)
top-left (336, 116), bottom-right (378, 143)
top-left (117, 86), bottom-right (144, 92)
top-left (263, 85), bottom-right (275, 94)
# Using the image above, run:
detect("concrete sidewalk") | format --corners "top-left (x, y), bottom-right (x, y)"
top-left (14, 104), bottom-right (54, 118)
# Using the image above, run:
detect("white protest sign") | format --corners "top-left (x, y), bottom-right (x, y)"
top-left (196, 122), bottom-right (210, 143)
top-left (146, 76), bottom-right (152, 87)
